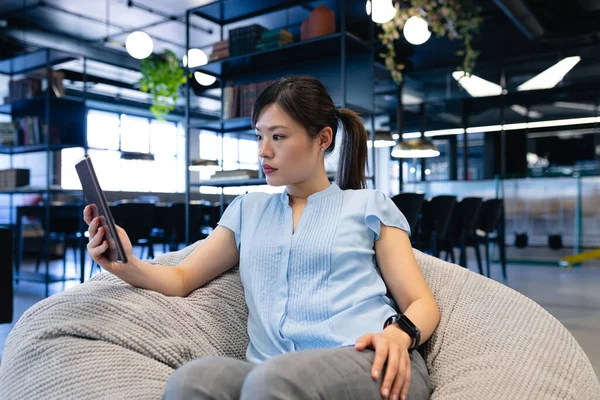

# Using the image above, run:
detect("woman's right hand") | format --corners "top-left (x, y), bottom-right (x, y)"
top-left (83, 204), bottom-right (135, 277)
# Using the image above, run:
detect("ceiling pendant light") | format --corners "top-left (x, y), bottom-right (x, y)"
top-left (120, 151), bottom-right (155, 161)
top-left (369, 0), bottom-right (396, 24)
top-left (366, 130), bottom-right (396, 148)
top-left (194, 72), bottom-right (217, 86)
top-left (125, 31), bottom-right (153, 59)
top-left (391, 138), bottom-right (440, 158)
top-left (183, 48), bottom-right (208, 68)
top-left (189, 158), bottom-right (219, 171)
top-left (403, 16), bottom-right (431, 45)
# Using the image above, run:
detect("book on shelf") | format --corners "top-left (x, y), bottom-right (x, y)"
top-left (5, 70), bottom-right (65, 103)
top-left (228, 80), bottom-right (274, 119)
top-left (256, 28), bottom-right (294, 51)
top-left (0, 122), bottom-right (16, 146)
top-left (223, 82), bottom-right (235, 119)
top-left (7, 77), bottom-right (43, 103)
top-left (210, 169), bottom-right (259, 180)
top-left (229, 24), bottom-right (268, 56)
top-left (210, 39), bottom-right (230, 61)
top-left (0, 116), bottom-right (65, 147)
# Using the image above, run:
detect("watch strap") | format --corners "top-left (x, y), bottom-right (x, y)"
top-left (384, 314), bottom-right (421, 352)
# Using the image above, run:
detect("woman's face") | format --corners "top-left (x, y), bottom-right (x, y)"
top-left (255, 103), bottom-right (323, 186)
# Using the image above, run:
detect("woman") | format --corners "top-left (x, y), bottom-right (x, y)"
top-left (84, 76), bottom-right (440, 400)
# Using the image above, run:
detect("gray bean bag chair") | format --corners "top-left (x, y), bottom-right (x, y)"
top-left (1, 242), bottom-right (598, 399)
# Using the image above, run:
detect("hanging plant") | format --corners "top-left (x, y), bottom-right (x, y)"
top-left (379, 0), bottom-right (483, 85)
top-left (140, 49), bottom-right (186, 120)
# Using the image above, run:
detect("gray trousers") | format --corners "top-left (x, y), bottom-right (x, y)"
top-left (163, 346), bottom-right (431, 400)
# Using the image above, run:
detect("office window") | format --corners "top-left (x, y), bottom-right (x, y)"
top-left (120, 114), bottom-right (150, 153)
top-left (61, 110), bottom-right (184, 192)
top-left (87, 110), bottom-right (119, 150)
top-left (197, 133), bottom-right (260, 195)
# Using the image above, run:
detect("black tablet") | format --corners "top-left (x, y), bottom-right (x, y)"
top-left (75, 155), bottom-right (128, 263)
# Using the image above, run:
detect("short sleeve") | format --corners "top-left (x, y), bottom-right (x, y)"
top-left (217, 194), bottom-right (244, 250)
top-left (364, 191), bottom-right (411, 240)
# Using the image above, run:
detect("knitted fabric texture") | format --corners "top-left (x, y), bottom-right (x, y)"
top-left (0, 244), bottom-right (598, 399)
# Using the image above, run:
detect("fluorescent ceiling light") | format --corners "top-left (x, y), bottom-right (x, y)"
top-left (553, 101), bottom-right (597, 112)
top-left (424, 128), bottom-right (465, 137)
top-left (527, 116), bottom-right (598, 129)
top-left (402, 132), bottom-right (423, 139)
top-left (399, 116), bottom-right (600, 136)
top-left (510, 104), bottom-right (542, 119)
top-left (528, 128), bottom-right (599, 139)
top-left (517, 56), bottom-right (581, 91)
top-left (452, 71), bottom-right (503, 97)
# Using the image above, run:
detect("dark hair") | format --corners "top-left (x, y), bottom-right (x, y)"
top-left (251, 76), bottom-right (368, 190)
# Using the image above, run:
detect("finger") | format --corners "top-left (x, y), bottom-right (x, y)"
top-left (355, 334), bottom-right (373, 351)
top-left (87, 217), bottom-right (99, 239)
top-left (89, 240), bottom-right (109, 262)
top-left (83, 206), bottom-right (92, 225)
top-left (381, 345), bottom-right (399, 399)
top-left (400, 356), bottom-right (411, 400)
top-left (390, 353), bottom-right (407, 400)
top-left (371, 337), bottom-right (388, 381)
top-left (90, 225), bottom-right (105, 246)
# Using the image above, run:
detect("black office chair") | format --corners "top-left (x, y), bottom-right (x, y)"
top-left (150, 204), bottom-right (171, 254)
top-left (167, 201), bottom-right (214, 251)
top-left (443, 197), bottom-right (483, 272)
top-left (111, 200), bottom-right (156, 259)
top-left (35, 204), bottom-right (86, 280)
top-left (414, 195), bottom-right (457, 258)
top-left (391, 193), bottom-right (425, 241)
top-left (89, 200), bottom-right (157, 278)
top-left (466, 199), bottom-right (506, 278)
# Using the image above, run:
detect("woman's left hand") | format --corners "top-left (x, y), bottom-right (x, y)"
top-left (355, 325), bottom-right (413, 400)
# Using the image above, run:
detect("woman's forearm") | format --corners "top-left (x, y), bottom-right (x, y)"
top-left (118, 257), bottom-right (186, 297)
top-left (402, 296), bottom-right (440, 345)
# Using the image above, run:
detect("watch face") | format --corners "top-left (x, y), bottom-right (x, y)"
top-left (399, 315), bottom-right (417, 332)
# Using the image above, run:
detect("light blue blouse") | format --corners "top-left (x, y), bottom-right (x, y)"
top-left (217, 182), bottom-right (410, 364)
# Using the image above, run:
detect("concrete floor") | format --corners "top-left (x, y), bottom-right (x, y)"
top-left (1, 246), bottom-right (600, 380)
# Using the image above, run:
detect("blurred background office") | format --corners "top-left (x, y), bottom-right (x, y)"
top-left (0, 0), bottom-right (598, 378)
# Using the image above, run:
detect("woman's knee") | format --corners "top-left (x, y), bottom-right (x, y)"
top-left (240, 357), bottom-right (300, 400)
top-left (163, 356), bottom-right (251, 400)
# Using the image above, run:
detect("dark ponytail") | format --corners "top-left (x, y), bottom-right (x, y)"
top-left (251, 76), bottom-right (368, 191)
top-left (336, 108), bottom-right (368, 190)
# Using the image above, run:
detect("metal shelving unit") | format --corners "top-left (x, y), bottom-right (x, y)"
top-left (0, 48), bottom-right (88, 296)
top-left (183, 0), bottom-right (378, 243)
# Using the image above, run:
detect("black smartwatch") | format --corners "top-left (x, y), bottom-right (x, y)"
top-left (384, 314), bottom-right (421, 353)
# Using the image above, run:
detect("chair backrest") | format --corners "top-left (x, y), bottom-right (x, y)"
top-left (391, 192), bottom-right (425, 236)
top-left (167, 202), bottom-right (211, 243)
top-left (476, 199), bottom-right (504, 234)
top-left (110, 202), bottom-right (156, 242)
top-left (447, 197), bottom-right (483, 239)
top-left (419, 195), bottom-right (457, 240)
top-left (37, 203), bottom-right (85, 235)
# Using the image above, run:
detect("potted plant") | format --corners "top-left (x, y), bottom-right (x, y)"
top-left (378, 0), bottom-right (482, 85)
top-left (140, 49), bottom-right (186, 120)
